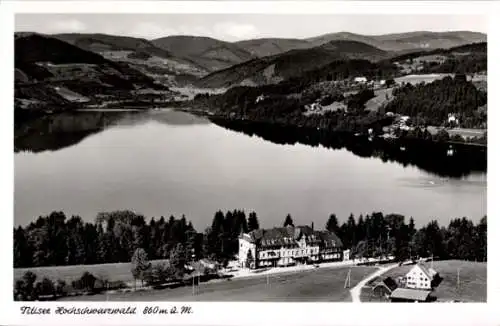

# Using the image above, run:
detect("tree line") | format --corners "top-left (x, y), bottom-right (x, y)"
top-left (324, 213), bottom-right (486, 262)
top-left (15, 209), bottom-right (486, 269)
top-left (14, 209), bottom-right (259, 268)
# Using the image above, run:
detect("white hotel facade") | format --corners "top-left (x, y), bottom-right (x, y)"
top-left (238, 225), bottom-right (344, 269)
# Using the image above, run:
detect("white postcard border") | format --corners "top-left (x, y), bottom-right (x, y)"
top-left (1, 1), bottom-right (498, 326)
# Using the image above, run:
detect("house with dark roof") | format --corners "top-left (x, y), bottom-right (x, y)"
top-left (238, 225), bottom-right (343, 269)
top-left (372, 276), bottom-right (398, 298)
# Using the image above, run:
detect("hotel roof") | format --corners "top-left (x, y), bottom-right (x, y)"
top-left (242, 226), bottom-right (342, 248)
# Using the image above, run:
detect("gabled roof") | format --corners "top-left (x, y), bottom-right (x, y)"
top-left (314, 230), bottom-right (343, 248)
top-left (245, 227), bottom-right (297, 248)
top-left (373, 277), bottom-right (398, 293)
top-left (382, 277), bottom-right (398, 291)
top-left (407, 264), bottom-right (437, 280)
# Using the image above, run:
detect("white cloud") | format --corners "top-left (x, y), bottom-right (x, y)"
top-left (126, 22), bottom-right (179, 39)
top-left (46, 19), bottom-right (87, 33)
top-left (213, 22), bottom-right (260, 41)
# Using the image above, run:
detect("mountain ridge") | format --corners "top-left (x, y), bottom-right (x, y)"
top-left (195, 40), bottom-right (391, 88)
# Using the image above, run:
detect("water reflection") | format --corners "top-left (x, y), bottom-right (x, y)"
top-left (14, 109), bottom-right (209, 153)
top-left (210, 118), bottom-right (487, 179)
top-left (14, 110), bottom-right (486, 179)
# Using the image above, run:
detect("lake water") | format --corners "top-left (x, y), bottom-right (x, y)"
top-left (14, 109), bottom-right (487, 230)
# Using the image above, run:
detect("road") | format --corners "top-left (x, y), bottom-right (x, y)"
top-left (350, 263), bottom-right (399, 302)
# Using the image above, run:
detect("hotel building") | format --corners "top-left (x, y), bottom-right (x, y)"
top-left (238, 225), bottom-right (344, 269)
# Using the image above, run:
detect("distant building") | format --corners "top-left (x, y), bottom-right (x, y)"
top-left (343, 249), bottom-right (351, 261)
top-left (238, 225), bottom-right (343, 269)
top-left (310, 103), bottom-right (322, 111)
top-left (448, 113), bottom-right (459, 126)
top-left (255, 94), bottom-right (265, 104)
top-left (354, 77), bottom-right (368, 83)
top-left (403, 264), bottom-right (439, 290)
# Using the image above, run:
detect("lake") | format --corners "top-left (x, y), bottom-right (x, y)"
top-left (14, 109), bottom-right (487, 230)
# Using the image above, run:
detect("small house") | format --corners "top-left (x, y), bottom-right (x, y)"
top-left (373, 276), bottom-right (398, 298)
top-left (403, 264), bottom-right (439, 290)
top-left (354, 77), bottom-right (368, 84)
top-left (343, 249), bottom-right (350, 261)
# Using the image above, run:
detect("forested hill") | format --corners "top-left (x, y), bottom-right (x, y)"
top-left (15, 33), bottom-right (112, 78)
top-left (152, 35), bottom-right (256, 72)
top-left (15, 33), bottom-right (173, 112)
top-left (195, 40), bottom-right (391, 88)
top-left (385, 76), bottom-right (487, 127)
top-left (387, 42), bottom-right (486, 63)
top-left (53, 33), bottom-right (177, 60)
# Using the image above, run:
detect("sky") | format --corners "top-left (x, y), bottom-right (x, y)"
top-left (15, 14), bottom-right (487, 42)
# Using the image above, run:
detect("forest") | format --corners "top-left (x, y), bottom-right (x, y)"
top-left (385, 76), bottom-right (487, 127)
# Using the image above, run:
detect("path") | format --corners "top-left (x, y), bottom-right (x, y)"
top-left (350, 263), bottom-right (399, 302)
top-left (227, 257), bottom-right (393, 281)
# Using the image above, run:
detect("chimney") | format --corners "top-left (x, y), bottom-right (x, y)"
top-left (311, 222), bottom-right (314, 231)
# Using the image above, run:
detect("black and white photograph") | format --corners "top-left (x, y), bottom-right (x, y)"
top-left (10, 7), bottom-right (489, 307)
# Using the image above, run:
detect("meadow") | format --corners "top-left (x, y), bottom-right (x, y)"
top-left (395, 73), bottom-right (453, 85)
top-left (14, 259), bottom-right (170, 285)
top-left (60, 265), bottom-right (377, 302)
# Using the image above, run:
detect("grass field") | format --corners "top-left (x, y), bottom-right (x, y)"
top-left (14, 259), bottom-right (170, 285)
top-left (59, 266), bottom-right (377, 302)
top-left (360, 260), bottom-right (486, 302)
top-left (365, 88), bottom-right (394, 112)
top-left (426, 126), bottom-right (486, 138)
top-left (395, 74), bottom-right (452, 85)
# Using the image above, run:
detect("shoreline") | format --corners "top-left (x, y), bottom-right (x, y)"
top-left (177, 108), bottom-right (487, 148)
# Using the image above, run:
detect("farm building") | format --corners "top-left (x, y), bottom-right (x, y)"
top-left (402, 264), bottom-right (440, 290)
top-left (390, 288), bottom-right (433, 302)
top-left (373, 276), bottom-right (398, 298)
